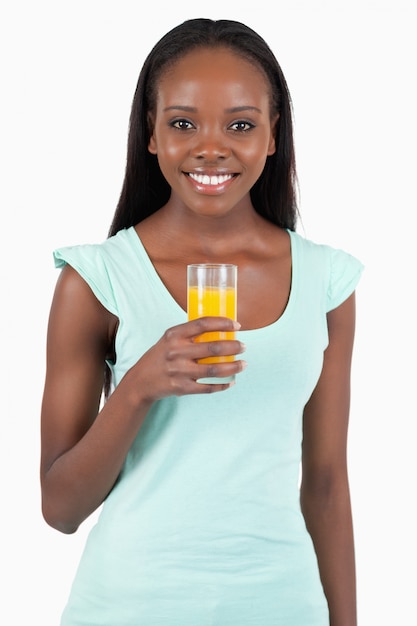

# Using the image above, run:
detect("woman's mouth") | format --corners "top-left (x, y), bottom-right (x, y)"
top-left (187, 172), bottom-right (235, 186)
top-left (185, 172), bottom-right (238, 195)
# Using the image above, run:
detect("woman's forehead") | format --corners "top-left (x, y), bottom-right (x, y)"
top-left (156, 47), bottom-right (272, 103)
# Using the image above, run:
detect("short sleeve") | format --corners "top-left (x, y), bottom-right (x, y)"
top-left (53, 244), bottom-right (119, 316)
top-left (326, 247), bottom-right (364, 312)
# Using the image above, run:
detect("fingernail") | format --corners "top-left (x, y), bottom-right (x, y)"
top-left (240, 360), bottom-right (248, 370)
top-left (233, 321), bottom-right (241, 330)
top-left (240, 343), bottom-right (247, 352)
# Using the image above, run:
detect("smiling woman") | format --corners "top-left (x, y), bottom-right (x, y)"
top-left (147, 47), bottom-right (278, 210)
top-left (40, 18), bottom-right (363, 626)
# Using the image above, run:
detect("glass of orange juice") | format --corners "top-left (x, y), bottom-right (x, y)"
top-left (187, 263), bottom-right (237, 384)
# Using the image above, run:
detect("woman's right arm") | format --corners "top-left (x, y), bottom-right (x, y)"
top-left (40, 264), bottom-right (149, 534)
top-left (40, 265), bottom-right (245, 534)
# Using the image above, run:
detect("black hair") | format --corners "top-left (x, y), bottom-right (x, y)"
top-left (108, 18), bottom-right (298, 236)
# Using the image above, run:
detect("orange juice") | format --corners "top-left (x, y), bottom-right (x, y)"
top-left (187, 285), bottom-right (236, 364)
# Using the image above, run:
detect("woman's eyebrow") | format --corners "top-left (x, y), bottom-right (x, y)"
top-left (163, 105), bottom-right (262, 114)
top-left (163, 105), bottom-right (197, 113)
top-left (224, 106), bottom-right (262, 113)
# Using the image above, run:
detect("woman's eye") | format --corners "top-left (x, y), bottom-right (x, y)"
top-left (171, 119), bottom-right (194, 130)
top-left (229, 121), bottom-right (255, 132)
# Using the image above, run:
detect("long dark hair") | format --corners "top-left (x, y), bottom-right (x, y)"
top-left (108, 18), bottom-right (298, 237)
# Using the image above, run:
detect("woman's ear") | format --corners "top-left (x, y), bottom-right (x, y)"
top-left (267, 114), bottom-right (280, 156)
top-left (147, 113), bottom-right (157, 154)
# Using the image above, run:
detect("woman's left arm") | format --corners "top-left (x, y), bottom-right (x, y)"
top-left (300, 292), bottom-right (358, 626)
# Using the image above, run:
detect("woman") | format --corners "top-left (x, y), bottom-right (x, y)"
top-left (41, 18), bottom-right (363, 625)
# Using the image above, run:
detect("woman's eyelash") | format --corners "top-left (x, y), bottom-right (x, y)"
top-left (170, 119), bottom-right (194, 130)
top-left (229, 121), bottom-right (255, 132)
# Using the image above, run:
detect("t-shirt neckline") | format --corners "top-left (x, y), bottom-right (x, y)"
top-left (126, 226), bottom-right (298, 335)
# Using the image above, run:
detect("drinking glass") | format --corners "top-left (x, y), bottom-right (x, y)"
top-left (187, 263), bottom-right (237, 384)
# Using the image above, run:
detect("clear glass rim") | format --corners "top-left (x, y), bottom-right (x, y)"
top-left (187, 263), bottom-right (237, 269)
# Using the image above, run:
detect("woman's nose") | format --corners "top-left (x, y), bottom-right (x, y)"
top-left (190, 130), bottom-right (231, 160)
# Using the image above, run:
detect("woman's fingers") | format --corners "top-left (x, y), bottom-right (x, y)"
top-left (164, 317), bottom-right (245, 359)
top-left (194, 357), bottom-right (247, 384)
top-left (188, 316), bottom-right (241, 337)
top-left (136, 317), bottom-right (247, 401)
top-left (164, 316), bottom-right (240, 340)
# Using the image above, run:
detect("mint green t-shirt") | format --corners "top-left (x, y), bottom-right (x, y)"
top-left (54, 227), bottom-right (363, 626)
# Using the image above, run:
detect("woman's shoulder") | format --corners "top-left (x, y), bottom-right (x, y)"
top-left (52, 227), bottom-right (138, 316)
top-left (290, 229), bottom-right (363, 267)
top-left (289, 229), bottom-right (364, 312)
top-left (53, 227), bottom-right (136, 268)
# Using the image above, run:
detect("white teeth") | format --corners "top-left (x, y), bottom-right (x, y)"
top-left (189, 173), bottom-right (233, 186)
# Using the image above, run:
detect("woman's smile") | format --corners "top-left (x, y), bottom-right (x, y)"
top-left (185, 171), bottom-right (238, 194)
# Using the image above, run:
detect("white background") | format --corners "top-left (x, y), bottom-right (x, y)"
top-left (1, 1), bottom-right (415, 624)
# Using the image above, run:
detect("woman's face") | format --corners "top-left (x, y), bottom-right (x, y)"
top-left (148, 46), bottom-right (278, 218)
